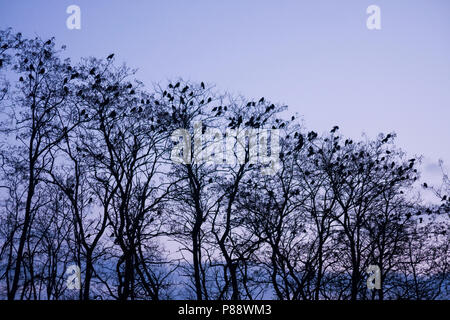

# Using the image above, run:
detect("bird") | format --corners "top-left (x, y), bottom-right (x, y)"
top-left (295, 135), bottom-right (304, 151)
top-left (107, 53), bottom-right (115, 60)
top-left (423, 183), bottom-right (428, 188)
top-left (109, 110), bottom-right (116, 118)
top-left (89, 68), bottom-right (95, 75)
top-left (45, 39), bottom-right (52, 45)
top-left (201, 82), bottom-right (205, 89)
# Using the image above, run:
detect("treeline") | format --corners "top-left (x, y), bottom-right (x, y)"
top-left (0, 29), bottom-right (448, 300)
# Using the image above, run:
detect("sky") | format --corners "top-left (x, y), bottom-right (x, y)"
top-left (1, 0), bottom-right (449, 189)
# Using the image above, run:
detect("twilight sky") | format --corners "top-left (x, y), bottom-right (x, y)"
top-left (1, 0), bottom-right (449, 188)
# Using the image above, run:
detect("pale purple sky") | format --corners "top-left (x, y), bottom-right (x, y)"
top-left (1, 0), bottom-right (449, 186)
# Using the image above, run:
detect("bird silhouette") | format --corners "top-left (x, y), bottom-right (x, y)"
top-left (107, 53), bottom-right (114, 60)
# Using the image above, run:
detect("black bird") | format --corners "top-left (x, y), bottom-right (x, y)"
top-left (107, 53), bottom-right (115, 60)
top-left (45, 39), bottom-right (52, 45)
top-left (307, 146), bottom-right (314, 157)
top-left (423, 183), bottom-right (428, 188)
top-left (19, 76), bottom-right (24, 82)
top-left (109, 110), bottom-right (117, 118)
top-left (89, 68), bottom-right (95, 75)
top-left (259, 97), bottom-right (264, 103)
top-left (295, 134), bottom-right (304, 151)
top-left (174, 82), bottom-right (180, 88)
top-left (201, 82), bottom-right (205, 89)
top-left (39, 68), bottom-right (45, 74)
